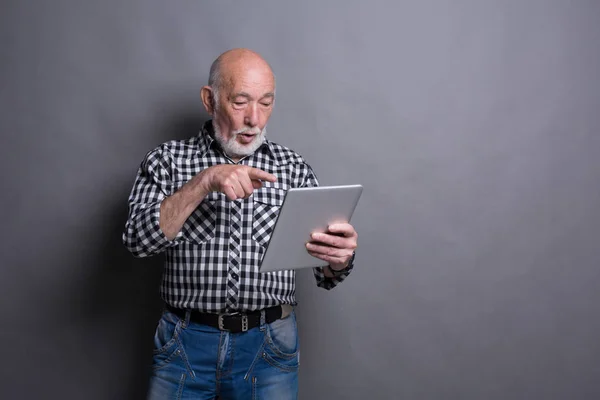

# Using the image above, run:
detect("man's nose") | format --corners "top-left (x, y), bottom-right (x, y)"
top-left (244, 103), bottom-right (259, 127)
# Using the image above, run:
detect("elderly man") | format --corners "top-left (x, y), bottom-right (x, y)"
top-left (123, 48), bottom-right (358, 399)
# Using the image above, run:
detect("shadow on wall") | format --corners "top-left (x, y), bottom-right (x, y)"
top-left (58, 103), bottom-right (211, 399)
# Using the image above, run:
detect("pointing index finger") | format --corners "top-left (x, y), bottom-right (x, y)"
top-left (246, 167), bottom-right (277, 183)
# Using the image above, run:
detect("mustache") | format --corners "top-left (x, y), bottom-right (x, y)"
top-left (232, 127), bottom-right (262, 135)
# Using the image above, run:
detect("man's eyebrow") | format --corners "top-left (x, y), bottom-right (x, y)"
top-left (231, 92), bottom-right (275, 100)
top-left (232, 92), bottom-right (252, 100)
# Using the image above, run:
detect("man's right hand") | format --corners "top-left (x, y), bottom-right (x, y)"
top-left (160, 165), bottom-right (276, 240)
top-left (195, 164), bottom-right (277, 201)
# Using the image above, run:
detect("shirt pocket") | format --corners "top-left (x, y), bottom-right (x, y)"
top-left (180, 189), bottom-right (220, 245)
top-left (252, 187), bottom-right (286, 247)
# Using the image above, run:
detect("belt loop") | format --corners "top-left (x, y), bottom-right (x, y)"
top-left (259, 309), bottom-right (266, 332)
top-left (182, 310), bottom-right (191, 329)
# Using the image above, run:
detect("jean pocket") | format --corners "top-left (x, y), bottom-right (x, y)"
top-left (263, 311), bottom-right (299, 372)
top-left (152, 314), bottom-right (182, 370)
top-left (252, 188), bottom-right (285, 247)
top-left (180, 190), bottom-right (219, 244)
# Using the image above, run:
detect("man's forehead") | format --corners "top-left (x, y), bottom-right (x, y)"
top-left (225, 74), bottom-right (275, 98)
top-left (221, 58), bottom-right (274, 88)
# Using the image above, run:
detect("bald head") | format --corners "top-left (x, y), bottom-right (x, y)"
top-left (208, 49), bottom-right (275, 104)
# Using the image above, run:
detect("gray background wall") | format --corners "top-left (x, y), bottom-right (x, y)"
top-left (1, 1), bottom-right (599, 399)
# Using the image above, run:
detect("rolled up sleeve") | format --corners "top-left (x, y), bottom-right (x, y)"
top-left (122, 147), bottom-right (183, 257)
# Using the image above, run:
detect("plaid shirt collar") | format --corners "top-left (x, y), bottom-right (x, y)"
top-left (196, 120), bottom-right (280, 166)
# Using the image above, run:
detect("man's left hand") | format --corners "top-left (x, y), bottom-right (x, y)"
top-left (305, 223), bottom-right (358, 270)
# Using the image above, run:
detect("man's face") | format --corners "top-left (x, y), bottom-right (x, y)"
top-left (211, 65), bottom-right (275, 159)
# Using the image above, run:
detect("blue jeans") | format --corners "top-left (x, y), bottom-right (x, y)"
top-left (147, 307), bottom-right (299, 400)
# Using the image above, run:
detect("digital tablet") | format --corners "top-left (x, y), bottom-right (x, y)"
top-left (258, 184), bottom-right (363, 273)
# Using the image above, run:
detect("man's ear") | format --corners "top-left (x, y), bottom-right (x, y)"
top-left (200, 86), bottom-right (215, 114)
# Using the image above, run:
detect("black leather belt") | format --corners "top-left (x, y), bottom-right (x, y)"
top-left (165, 304), bottom-right (283, 333)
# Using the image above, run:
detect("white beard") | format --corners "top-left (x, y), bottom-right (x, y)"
top-left (212, 121), bottom-right (267, 159)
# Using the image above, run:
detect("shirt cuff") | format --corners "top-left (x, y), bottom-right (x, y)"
top-left (133, 201), bottom-right (183, 256)
top-left (313, 252), bottom-right (355, 290)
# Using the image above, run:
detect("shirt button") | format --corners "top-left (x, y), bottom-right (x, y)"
top-left (232, 273), bottom-right (238, 279)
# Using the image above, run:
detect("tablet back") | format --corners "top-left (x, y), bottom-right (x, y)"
top-left (258, 184), bottom-right (363, 273)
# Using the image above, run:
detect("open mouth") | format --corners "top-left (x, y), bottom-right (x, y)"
top-left (238, 133), bottom-right (256, 144)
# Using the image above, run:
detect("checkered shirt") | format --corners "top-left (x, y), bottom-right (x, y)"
top-left (123, 121), bottom-right (353, 313)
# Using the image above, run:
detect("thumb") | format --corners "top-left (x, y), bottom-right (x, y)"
top-left (328, 223), bottom-right (351, 236)
top-left (252, 180), bottom-right (263, 190)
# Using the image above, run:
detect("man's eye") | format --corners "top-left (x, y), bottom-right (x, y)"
top-left (260, 102), bottom-right (272, 107)
top-left (234, 102), bottom-right (247, 106)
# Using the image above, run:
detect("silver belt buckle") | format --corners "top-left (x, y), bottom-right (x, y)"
top-left (218, 314), bottom-right (227, 331)
top-left (218, 312), bottom-right (249, 332)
